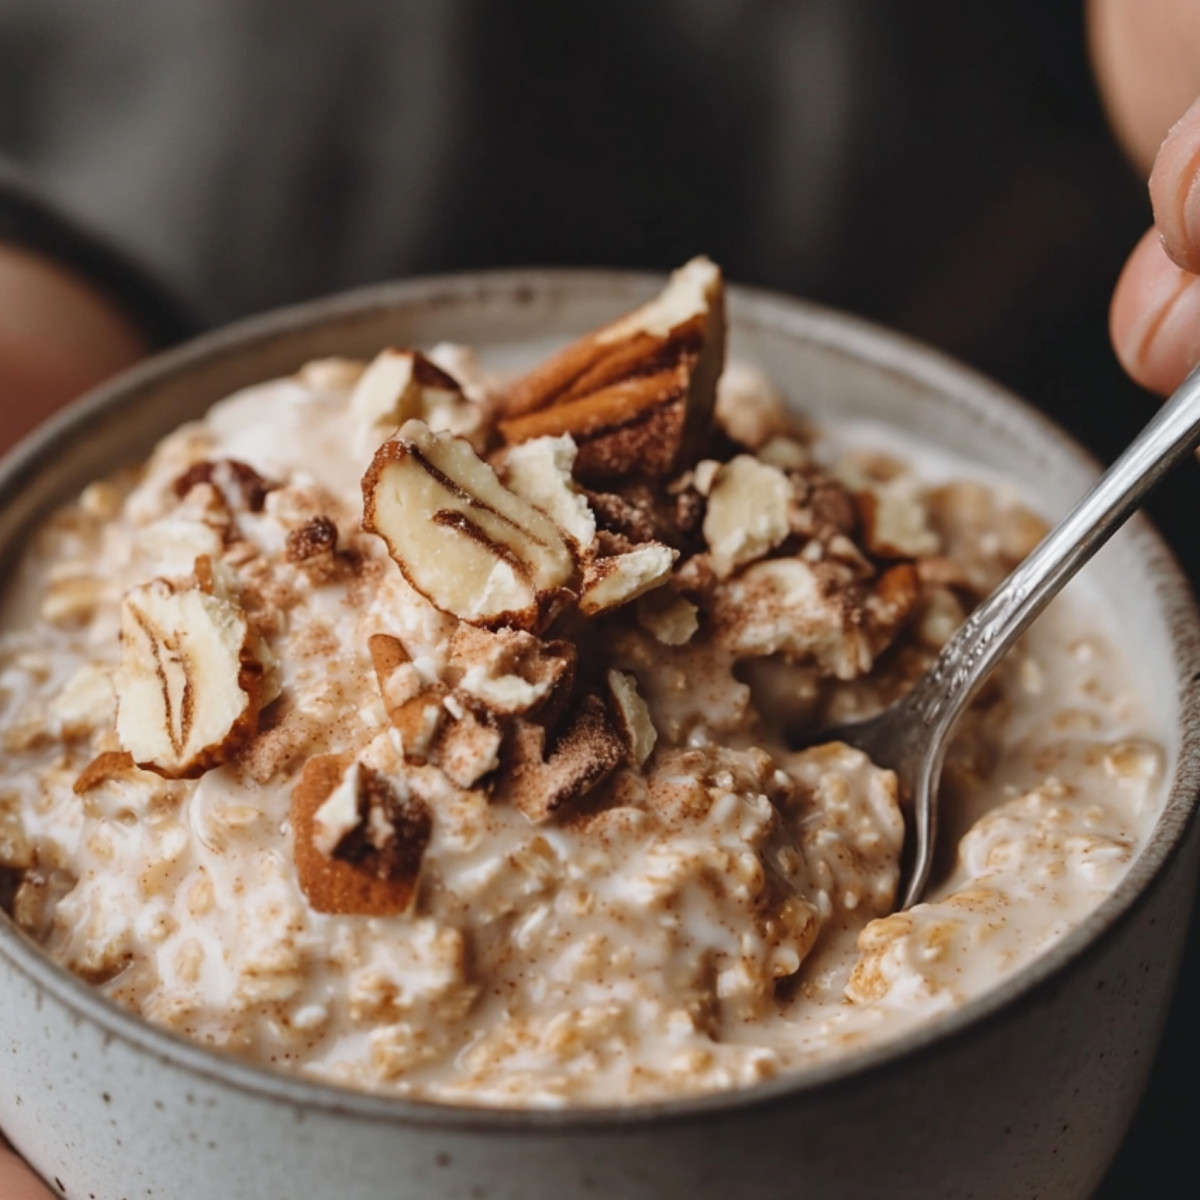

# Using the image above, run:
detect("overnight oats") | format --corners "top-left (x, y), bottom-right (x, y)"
top-left (0, 259), bottom-right (1164, 1106)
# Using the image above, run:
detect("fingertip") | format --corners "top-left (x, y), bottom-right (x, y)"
top-left (1111, 226), bottom-right (1200, 394)
top-left (1149, 93), bottom-right (1200, 274)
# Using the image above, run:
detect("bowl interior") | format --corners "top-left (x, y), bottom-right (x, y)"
top-left (1, 267), bottom-right (1198, 1122)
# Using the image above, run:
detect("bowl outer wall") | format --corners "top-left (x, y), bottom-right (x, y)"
top-left (0, 268), bottom-right (1198, 1200)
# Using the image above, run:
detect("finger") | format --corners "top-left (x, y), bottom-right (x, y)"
top-left (0, 243), bottom-right (148, 453)
top-left (1110, 225), bottom-right (1200, 394)
top-left (1088, 0), bottom-right (1200, 173)
top-left (0, 1144), bottom-right (54, 1200)
top-left (1150, 93), bottom-right (1200, 273)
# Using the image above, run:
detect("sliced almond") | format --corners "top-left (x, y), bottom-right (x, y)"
top-left (115, 580), bottom-right (264, 778)
top-left (579, 543), bottom-right (677, 616)
top-left (499, 696), bottom-right (624, 823)
top-left (292, 754), bottom-right (431, 915)
top-left (703, 455), bottom-right (793, 578)
top-left (606, 670), bottom-right (657, 766)
top-left (497, 257), bottom-right (726, 482)
top-left (363, 420), bottom-right (576, 630)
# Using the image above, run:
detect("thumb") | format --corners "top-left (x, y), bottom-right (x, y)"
top-left (1109, 92), bottom-right (1200, 394)
top-left (1150, 92), bottom-right (1200, 272)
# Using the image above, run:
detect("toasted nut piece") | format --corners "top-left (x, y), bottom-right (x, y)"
top-left (703, 455), bottom-right (792, 578)
top-left (73, 751), bottom-right (136, 795)
top-left (293, 755), bottom-right (431, 915)
top-left (855, 485), bottom-right (939, 560)
top-left (713, 361), bottom-right (793, 449)
top-left (173, 459), bottom-right (277, 513)
top-left (865, 563), bottom-right (921, 650)
top-left (115, 580), bottom-right (264, 778)
top-left (448, 625), bottom-right (576, 716)
top-left (363, 420), bottom-right (575, 630)
top-left (286, 515), bottom-right (339, 563)
top-left (691, 459), bottom-right (721, 497)
top-left (435, 702), bottom-right (503, 788)
top-left (350, 348), bottom-right (464, 429)
top-left (579, 543), bottom-right (677, 616)
top-left (500, 695), bottom-right (624, 823)
top-left (606, 670), bottom-right (657, 766)
top-left (367, 633), bottom-right (445, 760)
top-left (497, 257), bottom-right (726, 482)
top-left (636, 589), bottom-right (699, 645)
top-left (500, 434), bottom-right (597, 549)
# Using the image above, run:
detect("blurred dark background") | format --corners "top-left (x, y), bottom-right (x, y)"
top-left (2, 0), bottom-right (1198, 1193)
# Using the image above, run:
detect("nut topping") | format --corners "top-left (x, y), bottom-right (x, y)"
top-left (349, 348), bottom-right (464, 431)
top-left (173, 459), bottom-right (277, 513)
top-left (702, 455), bottom-right (793, 578)
top-left (293, 755), bottom-right (431, 915)
top-left (579, 543), bottom-right (677, 617)
top-left (115, 579), bottom-right (265, 778)
top-left (447, 624), bottom-right (576, 717)
top-left (496, 257), bottom-right (726, 482)
top-left (499, 434), bottom-right (597, 550)
top-left (286, 515), bottom-right (339, 563)
top-left (362, 420), bottom-right (576, 631)
top-left (499, 695), bottom-right (624, 823)
top-left (367, 633), bottom-right (445, 761)
top-left (606, 670), bottom-right (657, 766)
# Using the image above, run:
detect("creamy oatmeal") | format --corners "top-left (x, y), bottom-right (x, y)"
top-left (0, 259), bottom-right (1163, 1106)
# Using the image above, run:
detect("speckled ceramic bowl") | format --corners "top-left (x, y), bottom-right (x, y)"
top-left (2, 270), bottom-right (1199, 1200)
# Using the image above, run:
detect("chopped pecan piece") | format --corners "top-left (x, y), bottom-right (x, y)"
top-left (362, 420), bottom-right (576, 631)
top-left (499, 696), bottom-right (624, 823)
top-left (173, 459), bottom-right (277, 513)
top-left (115, 579), bottom-right (265, 778)
top-left (292, 755), bottom-right (431, 915)
top-left (286, 516), bottom-right (339, 563)
top-left (496, 257), bottom-right (726, 482)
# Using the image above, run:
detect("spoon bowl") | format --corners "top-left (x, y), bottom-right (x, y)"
top-left (823, 361), bottom-right (1200, 909)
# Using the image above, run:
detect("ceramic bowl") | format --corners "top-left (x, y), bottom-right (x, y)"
top-left (2, 270), bottom-right (1199, 1200)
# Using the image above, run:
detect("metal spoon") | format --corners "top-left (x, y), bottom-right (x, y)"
top-left (822, 362), bottom-right (1200, 912)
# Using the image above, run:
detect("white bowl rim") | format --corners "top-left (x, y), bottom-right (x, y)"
top-left (2, 265), bottom-right (1199, 1133)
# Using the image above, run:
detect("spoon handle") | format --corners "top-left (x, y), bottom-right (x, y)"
top-left (906, 361), bottom-right (1200, 736)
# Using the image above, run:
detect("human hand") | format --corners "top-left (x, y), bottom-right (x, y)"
top-left (0, 1132), bottom-right (54, 1199)
top-left (1089, 0), bottom-right (1200, 394)
top-left (0, 241), bottom-right (148, 453)
top-left (1108, 95), bottom-right (1200, 395)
